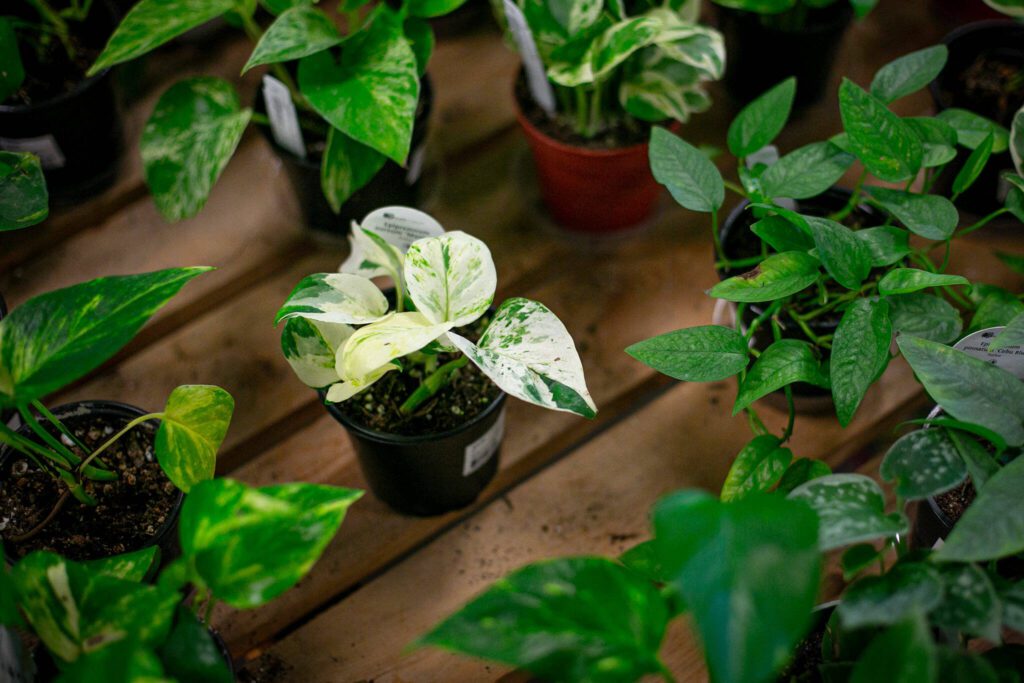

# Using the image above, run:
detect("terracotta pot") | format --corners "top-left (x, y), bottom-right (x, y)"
top-left (515, 105), bottom-right (663, 235)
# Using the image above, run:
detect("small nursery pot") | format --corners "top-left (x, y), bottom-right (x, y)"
top-left (514, 87), bottom-right (664, 235)
top-left (256, 77), bottom-right (433, 238)
top-left (0, 1), bottom-right (123, 206)
top-left (0, 401), bottom-right (183, 564)
top-left (325, 392), bottom-right (508, 517)
top-left (715, 3), bottom-right (853, 109)
top-left (929, 21), bottom-right (1024, 225)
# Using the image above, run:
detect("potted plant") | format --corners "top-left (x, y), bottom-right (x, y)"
top-left (89, 0), bottom-right (466, 235)
top-left (929, 1), bottom-right (1024, 225)
top-left (0, 267), bottom-right (236, 563)
top-left (0, 1), bottom-right (123, 205)
top-left (275, 206), bottom-right (596, 515)
top-left (1, 476), bottom-right (363, 681)
top-left (711, 0), bottom-right (877, 109)
top-left (489, 0), bottom-right (724, 234)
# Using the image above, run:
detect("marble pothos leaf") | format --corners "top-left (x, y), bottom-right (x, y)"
top-left (155, 385), bottom-right (234, 492)
top-left (242, 5), bottom-right (342, 73)
top-left (275, 272), bottom-right (389, 326)
top-left (619, 54), bottom-right (712, 124)
top-left (140, 77), bottom-right (252, 221)
top-left (788, 474), bottom-right (907, 551)
top-left (177, 478), bottom-right (363, 608)
top-left (0, 267), bottom-right (210, 404)
top-left (0, 151), bottom-right (48, 231)
top-left (339, 225), bottom-right (406, 282)
top-left (930, 563), bottom-right (1002, 641)
top-left (403, 16), bottom-right (434, 76)
top-left (320, 127), bottom-right (387, 213)
top-left (879, 428), bottom-right (967, 500)
top-left (298, 9), bottom-right (419, 164)
top-left (90, 0), bottom-right (236, 74)
top-left (405, 231), bottom-right (497, 326)
top-left (281, 317), bottom-right (353, 388)
top-left (448, 298), bottom-right (597, 418)
top-left (339, 312), bottom-right (452, 381)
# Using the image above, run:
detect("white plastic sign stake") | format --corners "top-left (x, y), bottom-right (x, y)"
top-left (361, 206), bottom-right (445, 251)
top-left (262, 75), bottom-right (306, 159)
top-left (953, 327), bottom-right (1024, 381)
top-left (0, 134), bottom-right (66, 169)
top-left (502, 0), bottom-right (556, 117)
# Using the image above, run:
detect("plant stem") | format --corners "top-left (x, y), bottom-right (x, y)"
top-left (76, 413), bottom-right (162, 475)
top-left (723, 179), bottom-right (747, 197)
top-left (589, 81), bottom-right (603, 136)
top-left (8, 490), bottom-right (70, 543)
top-left (399, 356), bottom-right (469, 415)
top-left (0, 421), bottom-right (65, 475)
top-left (18, 406), bottom-right (82, 467)
top-left (711, 210), bottom-right (724, 261)
top-left (575, 88), bottom-right (588, 137)
top-left (26, 0), bottom-right (75, 60)
top-left (32, 400), bottom-right (90, 454)
top-left (828, 169), bottom-right (867, 222)
top-left (956, 207), bottom-right (1010, 238)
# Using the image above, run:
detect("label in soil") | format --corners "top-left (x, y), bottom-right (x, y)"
top-left (464, 409), bottom-right (505, 477)
top-left (0, 134), bottom-right (66, 169)
top-left (361, 206), bottom-right (445, 251)
top-left (746, 144), bottom-right (779, 169)
top-left (405, 142), bottom-right (427, 186)
top-left (997, 166), bottom-right (1016, 203)
top-left (953, 327), bottom-right (1024, 381)
top-left (262, 75), bottom-right (306, 159)
top-left (503, 0), bottom-right (555, 117)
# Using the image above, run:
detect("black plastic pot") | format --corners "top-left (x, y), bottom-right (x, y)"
top-left (325, 391), bottom-right (507, 516)
top-left (0, 400), bottom-right (183, 564)
top-left (715, 3), bottom-right (853, 109)
top-left (0, 2), bottom-right (123, 206)
top-left (929, 21), bottom-right (1024, 226)
top-left (256, 76), bottom-right (433, 238)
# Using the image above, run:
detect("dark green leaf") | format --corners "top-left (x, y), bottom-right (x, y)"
top-left (727, 77), bottom-right (796, 158)
top-left (856, 226), bottom-right (912, 267)
top-left (141, 78), bottom-right (252, 221)
top-left (983, 645), bottom-right (1024, 683)
top-left (936, 456), bottom-right (1024, 562)
top-left (55, 638), bottom-right (166, 682)
top-left (947, 428), bottom-right (1000, 490)
top-left (839, 79), bottom-right (922, 182)
top-left (930, 563), bottom-right (1002, 640)
top-left (0, 18), bottom-right (24, 102)
top-left (832, 298), bottom-right (892, 426)
top-left (320, 127), bottom-right (387, 213)
top-left (157, 606), bottom-right (233, 683)
top-left (867, 187), bottom-right (958, 240)
top-left (805, 215), bottom-right (873, 290)
top-left (990, 312), bottom-right (1024, 351)
top-left (709, 252), bottom-right (820, 303)
top-left (760, 141), bottom-right (855, 200)
top-left (788, 474), bottom-right (908, 550)
top-left (849, 616), bottom-right (936, 683)
top-left (886, 293), bottom-right (962, 344)
top-left (407, 0), bottom-right (469, 18)
top-left (751, 214), bottom-right (814, 252)
top-left (905, 117), bottom-right (958, 168)
top-left (403, 16), bottom-right (434, 76)
top-left (841, 543), bottom-right (885, 581)
top-left (0, 268), bottom-right (210, 404)
top-left (937, 108), bottom-right (1010, 152)
top-left (82, 547), bottom-right (159, 582)
top-left (937, 650), bottom-right (1000, 683)
top-left (879, 428), bottom-right (967, 499)
top-left (155, 385), bottom-right (234, 493)
top-left (898, 335), bottom-right (1024, 447)
top-left (953, 132), bottom-right (995, 195)
top-left (626, 325), bottom-right (749, 382)
top-left (649, 126), bottom-right (724, 212)
top-left (242, 6), bottom-right (342, 73)
top-left (870, 45), bottom-right (948, 104)
top-left (1001, 583), bottom-right (1024, 632)
top-left (839, 562), bottom-right (944, 629)
top-left (0, 151), bottom-right (48, 231)
top-left (420, 557), bottom-right (669, 682)
top-left (720, 435), bottom-right (792, 501)
top-left (734, 339), bottom-right (829, 414)
top-left (971, 287), bottom-right (1024, 332)
top-left (878, 268), bottom-right (970, 295)
top-left (775, 458), bottom-right (831, 495)
top-left (654, 490), bottom-right (821, 683)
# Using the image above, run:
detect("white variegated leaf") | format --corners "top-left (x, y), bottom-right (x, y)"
top-left (568, 0), bottom-right (602, 35)
top-left (448, 298), bottom-right (596, 418)
top-left (404, 231), bottom-right (497, 326)
top-left (339, 312), bottom-right (453, 381)
top-left (339, 224), bottom-right (406, 283)
top-left (276, 273), bottom-right (388, 325)
top-left (648, 11), bottom-right (725, 80)
top-left (325, 361), bottom-right (397, 402)
top-left (620, 55), bottom-right (712, 123)
top-left (281, 317), bottom-right (354, 388)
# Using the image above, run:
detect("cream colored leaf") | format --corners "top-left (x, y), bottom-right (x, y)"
top-left (275, 272), bottom-right (388, 325)
top-left (404, 231), bottom-right (496, 326)
top-left (339, 312), bottom-right (452, 381)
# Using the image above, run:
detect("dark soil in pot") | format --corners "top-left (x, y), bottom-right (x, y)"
top-left (715, 3), bottom-right (852, 109)
top-left (0, 401), bottom-right (182, 562)
top-left (776, 601), bottom-right (839, 682)
top-left (0, 1), bottom-right (123, 205)
top-left (930, 21), bottom-right (1024, 225)
top-left (255, 76), bottom-right (432, 239)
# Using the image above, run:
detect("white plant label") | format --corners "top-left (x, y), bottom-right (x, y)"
top-left (361, 206), bottom-right (445, 251)
top-left (746, 144), bottom-right (779, 169)
top-left (405, 143), bottom-right (426, 186)
top-left (0, 134), bottom-right (66, 169)
top-left (503, 0), bottom-right (556, 117)
top-left (262, 75), bottom-right (306, 159)
top-left (954, 327), bottom-right (1024, 381)
top-left (464, 408), bottom-right (506, 476)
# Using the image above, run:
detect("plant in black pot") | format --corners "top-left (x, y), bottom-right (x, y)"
top-left (0, 267), bottom-right (236, 563)
top-left (711, 0), bottom-right (877, 108)
top-left (0, 0), bottom-right (124, 205)
top-left (0, 476), bottom-right (363, 682)
top-left (276, 206), bottom-right (596, 515)
top-left (490, 0), bottom-right (724, 234)
top-left (89, 0), bottom-right (467, 235)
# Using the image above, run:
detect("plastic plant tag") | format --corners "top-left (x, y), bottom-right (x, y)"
top-left (405, 143), bottom-right (427, 186)
top-left (746, 145), bottom-right (779, 169)
top-left (0, 135), bottom-right (65, 169)
top-left (262, 75), bottom-right (306, 159)
top-left (464, 409), bottom-right (505, 476)
top-left (502, 0), bottom-right (556, 117)
top-left (361, 206), bottom-right (445, 251)
top-left (954, 327), bottom-right (1024, 380)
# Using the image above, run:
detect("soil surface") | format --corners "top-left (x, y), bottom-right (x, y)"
top-left (516, 78), bottom-right (651, 149)
top-left (777, 620), bottom-right (826, 682)
top-left (0, 411), bottom-right (180, 561)
top-left (934, 476), bottom-right (976, 524)
top-left (952, 52), bottom-right (1024, 126)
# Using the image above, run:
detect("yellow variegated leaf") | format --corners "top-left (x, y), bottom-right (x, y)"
top-left (339, 312), bottom-right (452, 381)
top-left (404, 231), bottom-right (496, 326)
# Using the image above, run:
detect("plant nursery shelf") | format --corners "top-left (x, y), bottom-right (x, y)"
top-left (2, 1), bottom-right (1022, 681)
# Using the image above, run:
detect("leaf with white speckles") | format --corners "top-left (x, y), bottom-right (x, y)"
top-left (936, 456), bottom-right (1024, 562)
top-left (838, 562), bottom-right (944, 629)
top-left (880, 428), bottom-right (967, 500)
top-left (405, 231), bottom-right (496, 327)
top-left (930, 563), bottom-right (1002, 641)
top-left (339, 312), bottom-right (452, 381)
top-left (449, 298), bottom-right (596, 418)
top-left (281, 317), bottom-right (354, 389)
top-left (788, 474), bottom-right (907, 551)
top-left (275, 273), bottom-right (389, 326)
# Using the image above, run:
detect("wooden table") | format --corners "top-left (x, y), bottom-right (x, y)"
top-left (2, 1), bottom-right (1022, 680)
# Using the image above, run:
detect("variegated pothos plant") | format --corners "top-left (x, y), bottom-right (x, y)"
top-left (276, 208), bottom-right (596, 419)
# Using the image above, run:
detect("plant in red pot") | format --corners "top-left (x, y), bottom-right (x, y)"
top-left (491, 0), bottom-right (724, 234)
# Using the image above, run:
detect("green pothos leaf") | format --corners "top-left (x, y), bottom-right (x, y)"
top-left (709, 252), bottom-right (820, 303)
top-left (720, 435), bottom-right (792, 501)
top-left (155, 385), bottom-right (235, 493)
top-left (626, 325), bottom-right (749, 383)
top-left (936, 456), bottom-right (1024, 562)
top-left (788, 474), bottom-right (908, 551)
top-left (275, 272), bottom-right (389, 326)
top-left (831, 297), bottom-right (892, 426)
top-left (0, 18), bottom-right (24, 102)
top-left (839, 79), bottom-right (922, 182)
top-left (243, 5), bottom-right (342, 73)
top-left (733, 340), bottom-right (829, 414)
top-left (320, 127), bottom-right (387, 214)
top-left (405, 231), bottom-right (497, 326)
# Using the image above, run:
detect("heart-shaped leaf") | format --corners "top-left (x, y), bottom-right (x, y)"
top-left (649, 126), bottom-right (724, 212)
top-left (937, 108), bottom-right (1010, 152)
top-left (0, 151), bottom-right (48, 231)
top-left (726, 77), bottom-right (796, 158)
top-left (936, 456), bottom-right (1024, 562)
top-left (886, 293), bottom-right (962, 344)
top-left (831, 297), bottom-right (892, 426)
top-left (243, 5), bottom-right (342, 73)
top-left (805, 216), bottom-right (873, 290)
top-left (760, 141), bottom-right (855, 200)
top-left (870, 45), bottom-right (948, 104)
top-left (930, 563), bottom-right (1002, 641)
top-left (855, 226), bottom-right (911, 268)
top-left (734, 339), bottom-right (830, 414)
top-left (867, 187), bottom-right (958, 241)
top-left (275, 272), bottom-right (389, 326)
top-left (405, 231), bottom-right (497, 326)
top-left (720, 435), bottom-right (792, 501)
top-left (905, 117), bottom-right (958, 168)
top-left (839, 79), bottom-right (922, 182)
top-left (788, 474), bottom-right (908, 550)
top-left (710, 252), bottom-right (820, 303)
top-left (878, 268), bottom-right (970, 295)
top-left (775, 458), bottom-right (831, 495)
top-left (155, 385), bottom-right (234, 493)
top-left (838, 562), bottom-right (944, 629)
top-left (281, 317), bottom-right (353, 388)
top-left (626, 325), bottom-right (749, 382)
top-left (879, 428), bottom-right (967, 500)
top-left (320, 127), bottom-right (387, 214)
top-left (340, 312), bottom-right (452, 381)
top-left (158, 606), bottom-right (233, 683)
top-left (339, 223), bottom-right (406, 282)
top-left (751, 215), bottom-right (814, 252)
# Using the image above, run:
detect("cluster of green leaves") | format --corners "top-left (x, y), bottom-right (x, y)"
top-left (0, 268), bottom-right (234, 506)
top-left (0, 150), bottom-right (48, 230)
top-left (277, 207), bottom-right (597, 418)
top-left (495, 0), bottom-right (724, 137)
top-left (0, 477), bottom-right (363, 682)
top-left (711, 0), bottom-right (877, 21)
top-left (90, 0), bottom-right (466, 221)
